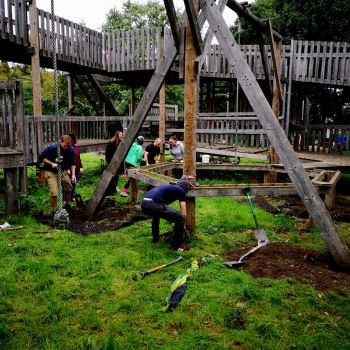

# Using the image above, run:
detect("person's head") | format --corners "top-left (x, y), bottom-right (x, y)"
top-left (60, 135), bottom-right (72, 149)
top-left (168, 135), bottom-right (177, 147)
top-left (116, 130), bottom-right (123, 141)
top-left (154, 138), bottom-right (162, 147)
top-left (68, 133), bottom-right (77, 145)
top-left (136, 135), bottom-right (144, 145)
top-left (177, 175), bottom-right (196, 192)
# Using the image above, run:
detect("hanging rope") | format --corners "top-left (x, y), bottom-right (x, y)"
top-left (50, 0), bottom-right (68, 226)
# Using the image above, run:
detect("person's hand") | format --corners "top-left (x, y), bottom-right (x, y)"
top-left (51, 162), bottom-right (58, 169)
top-left (71, 175), bottom-right (76, 183)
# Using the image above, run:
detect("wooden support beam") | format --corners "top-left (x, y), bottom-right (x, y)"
top-left (4, 168), bottom-right (18, 215)
top-left (267, 21), bottom-right (283, 103)
top-left (84, 37), bottom-right (178, 217)
top-left (183, 0), bottom-right (200, 235)
top-left (201, 0), bottom-right (350, 268)
top-left (257, 31), bottom-right (273, 101)
top-left (163, 0), bottom-right (181, 51)
top-left (199, 0), bottom-right (227, 70)
top-left (183, 0), bottom-right (203, 55)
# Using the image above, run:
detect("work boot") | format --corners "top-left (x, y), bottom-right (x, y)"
top-left (63, 203), bottom-right (72, 214)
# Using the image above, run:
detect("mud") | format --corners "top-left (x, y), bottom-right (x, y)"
top-left (223, 243), bottom-right (350, 295)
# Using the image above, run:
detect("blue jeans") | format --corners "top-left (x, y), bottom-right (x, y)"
top-left (141, 200), bottom-right (185, 245)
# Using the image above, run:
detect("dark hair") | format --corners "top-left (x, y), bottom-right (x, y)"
top-left (68, 133), bottom-right (76, 142)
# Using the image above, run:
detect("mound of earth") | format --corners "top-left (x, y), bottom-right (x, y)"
top-left (223, 243), bottom-right (350, 295)
top-left (35, 198), bottom-right (149, 235)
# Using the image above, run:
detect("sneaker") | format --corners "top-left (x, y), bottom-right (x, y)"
top-left (171, 244), bottom-right (190, 252)
top-left (120, 189), bottom-right (128, 197)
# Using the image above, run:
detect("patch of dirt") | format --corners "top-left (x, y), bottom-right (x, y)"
top-left (223, 243), bottom-right (350, 295)
top-left (35, 198), bottom-right (149, 235)
top-left (250, 195), bottom-right (350, 222)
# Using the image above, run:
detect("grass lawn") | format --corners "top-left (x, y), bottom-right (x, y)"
top-left (0, 153), bottom-right (349, 349)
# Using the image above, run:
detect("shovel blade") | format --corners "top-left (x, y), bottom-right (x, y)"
top-left (223, 260), bottom-right (245, 268)
top-left (254, 229), bottom-right (269, 243)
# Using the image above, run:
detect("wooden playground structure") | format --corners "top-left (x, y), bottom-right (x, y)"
top-left (0, 0), bottom-right (350, 267)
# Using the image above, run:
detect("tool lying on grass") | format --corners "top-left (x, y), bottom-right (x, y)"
top-left (133, 256), bottom-right (185, 281)
top-left (224, 187), bottom-right (269, 267)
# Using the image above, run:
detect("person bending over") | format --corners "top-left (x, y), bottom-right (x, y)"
top-left (144, 138), bottom-right (163, 166)
top-left (140, 175), bottom-right (195, 251)
top-left (39, 134), bottom-right (76, 216)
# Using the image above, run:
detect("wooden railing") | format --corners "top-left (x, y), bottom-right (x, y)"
top-left (0, 0), bottom-right (29, 45)
top-left (293, 124), bottom-right (350, 153)
top-left (167, 112), bottom-right (270, 147)
top-left (1, 0), bottom-right (349, 86)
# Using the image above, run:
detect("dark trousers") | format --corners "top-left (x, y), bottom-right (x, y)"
top-left (141, 200), bottom-right (185, 245)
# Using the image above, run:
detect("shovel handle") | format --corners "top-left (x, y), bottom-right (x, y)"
top-left (139, 256), bottom-right (184, 279)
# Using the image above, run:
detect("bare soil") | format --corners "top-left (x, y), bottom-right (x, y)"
top-left (223, 243), bottom-right (350, 296)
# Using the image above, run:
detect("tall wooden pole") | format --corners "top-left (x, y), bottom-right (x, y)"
top-left (29, 0), bottom-right (42, 160)
top-left (159, 32), bottom-right (166, 163)
top-left (183, 0), bottom-right (199, 235)
top-left (265, 39), bottom-right (282, 183)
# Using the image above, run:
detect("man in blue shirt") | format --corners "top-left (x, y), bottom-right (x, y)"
top-left (39, 135), bottom-right (76, 214)
top-left (141, 175), bottom-right (195, 251)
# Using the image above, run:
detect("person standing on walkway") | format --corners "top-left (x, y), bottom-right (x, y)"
top-left (39, 134), bottom-right (76, 215)
top-left (168, 135), bottom-right (184, 179)
top-left (105, 130), bottom-right (124, 194)
top-left (120, 135), bottom-right (145, 197)
top-left (140, 175), bottom-right (195, 251)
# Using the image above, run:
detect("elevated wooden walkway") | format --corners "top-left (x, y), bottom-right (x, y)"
top-left (0, 1), bottom-right (349, 87)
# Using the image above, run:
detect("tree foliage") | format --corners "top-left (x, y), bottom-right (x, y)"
top-left (102, 0), bottom-right (169, 32)
top-left (236, 0), bottom-right (350, 44)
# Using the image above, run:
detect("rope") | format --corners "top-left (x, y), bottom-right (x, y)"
top-left (50, 0), bottom-right (63, 210)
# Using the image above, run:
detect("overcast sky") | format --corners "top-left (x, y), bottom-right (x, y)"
top-left (36, 0), bottom-right (239, 31)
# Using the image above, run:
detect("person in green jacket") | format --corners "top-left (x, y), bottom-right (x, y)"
top-left (120, 135), bottom-right (144, 197)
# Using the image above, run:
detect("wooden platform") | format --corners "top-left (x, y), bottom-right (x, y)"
top-left (0, 147), bottom-right (24, 168)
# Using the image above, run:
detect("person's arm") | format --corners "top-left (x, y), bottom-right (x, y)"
top-left (144, 150), bottom-right (149, 166)
top-left (179, 201), bottom-right (186, 217)
top-left (70, 165), bottom-right (77, 183)
top-left (180, 143), bottom-right (184, 159)
top-left (43, 158), bottom-right (58, 169)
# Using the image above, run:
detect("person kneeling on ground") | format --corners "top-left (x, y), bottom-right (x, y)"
top-left (39, 134), bottom-right (76, 216)
top-left (140, 175), bottom-right (195, 251)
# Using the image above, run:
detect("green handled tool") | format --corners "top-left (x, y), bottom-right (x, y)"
top-left (133, 256), bottom-right (185, 281)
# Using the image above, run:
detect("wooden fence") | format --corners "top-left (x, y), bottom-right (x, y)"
top-left (167, 112), bottom-right (270, 147)
top-left (0, 0), bottom-right (349, 86)
top-left (294, 124), bottom-right (350, 153)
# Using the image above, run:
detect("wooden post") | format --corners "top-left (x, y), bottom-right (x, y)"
top-left (130, 178), bottom-right (138, 203)
top-left (4, 169), bottom-right (18, 215)
top-left (265, 38), bottom-right (282, 183)
top-left (183, 0), bottom-right (200, 236)
top-left (15, 81), bottom-right (28, 193)
top-left (29, 0), bottom-right (42, 159)
top-left (201, 0), bottom-right (350, 268)
top-left (159, 32), bottom-right (166, 163)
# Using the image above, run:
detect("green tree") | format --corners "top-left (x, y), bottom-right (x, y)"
top-left (102, 0), bottom-right (169, 32)
top-left (235, 0), bottom-right (350, 43)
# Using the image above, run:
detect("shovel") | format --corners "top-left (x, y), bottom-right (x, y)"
top-left (223, 239), bottom-right (268, 267)
top-left (223, 187), bottom-right (269, 267)
top-left (133, 256), bottom-right (185, 281)
top-left (243, 187), bottom-right (267, 240)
